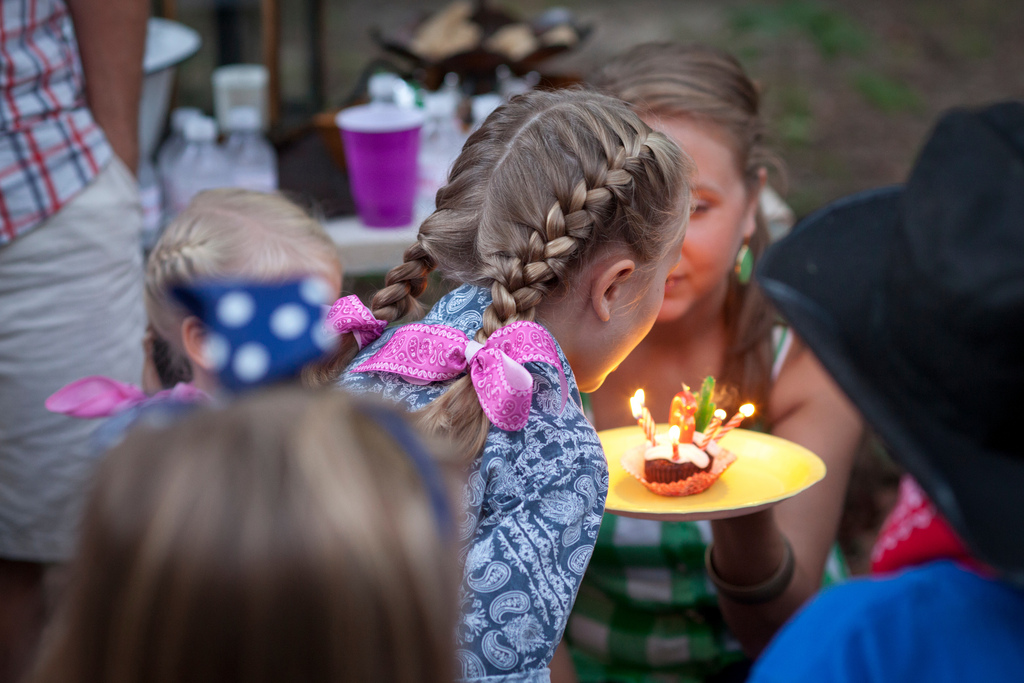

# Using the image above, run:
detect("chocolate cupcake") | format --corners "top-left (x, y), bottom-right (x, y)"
top-left (644, 455), bottom-right (713, 484)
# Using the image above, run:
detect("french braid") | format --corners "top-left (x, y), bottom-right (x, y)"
top-left (478, 121), bottom-right (656, 340)
top-left (370, 239), bottom-right (437, 323)
top-left (337, 88), bottom-right (693, 457)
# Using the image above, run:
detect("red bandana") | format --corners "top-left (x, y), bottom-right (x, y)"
top-left (871, 475), bottom-right (990, 576)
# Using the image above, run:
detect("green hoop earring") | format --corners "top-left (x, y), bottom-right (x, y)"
top-left (735, 242), bottom-right (753, 285)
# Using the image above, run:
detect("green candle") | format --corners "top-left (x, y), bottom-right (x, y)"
top-left (694, 376), bottom-right (717, 433)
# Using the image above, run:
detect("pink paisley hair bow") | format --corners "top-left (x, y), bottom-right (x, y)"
top-left (324, 295), bottom-right (388, 349)
top-left (353, 321), bottom-right (568, 431)
top-left (45, 376), bottom-right (208, 419)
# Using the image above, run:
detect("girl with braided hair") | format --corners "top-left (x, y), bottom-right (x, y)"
top-left (555, 43), bottom-right (864, 683)
top-left (333, 88), bottom-right (694, 682)
top-left (143, 189), bottom-right (342, 393)
top-left (44, 188), bottom-right (346, 451)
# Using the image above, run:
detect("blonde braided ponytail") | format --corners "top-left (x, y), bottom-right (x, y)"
top-left (370, 239), bottom-right (437, 322)
top-left (379, 88), bottom-right (694, 458)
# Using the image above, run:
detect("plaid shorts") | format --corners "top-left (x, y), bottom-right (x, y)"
top-left (0, 157), bottom-right (143, 561)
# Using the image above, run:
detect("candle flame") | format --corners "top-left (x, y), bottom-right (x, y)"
top-left (629, 390), bottom-right (644, 420)
top-left (739, 403), bottom-right (756, 417)
top-left (714, 409), bottom-right (727, 420)
top-left (668, 425), bottom-right (680, 443)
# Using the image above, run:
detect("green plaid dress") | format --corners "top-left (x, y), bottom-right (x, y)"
top-left (567, 328), bottom-right (848, 683)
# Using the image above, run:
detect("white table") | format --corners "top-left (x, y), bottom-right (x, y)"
top-left (324, 213), bottom-right (424, 277)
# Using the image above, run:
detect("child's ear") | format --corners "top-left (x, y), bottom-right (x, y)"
top-left (180, 316), bottom-right (210, 371)
top-left (591, 258), bottom-right (637, 322)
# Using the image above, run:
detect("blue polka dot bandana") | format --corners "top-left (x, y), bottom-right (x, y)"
top-left (172, 278), bottom-right (338, 392)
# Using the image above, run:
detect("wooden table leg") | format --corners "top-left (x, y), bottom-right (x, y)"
top-left (261, 0), bottom-right (280, 129)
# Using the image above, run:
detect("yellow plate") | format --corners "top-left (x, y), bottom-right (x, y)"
top-left (598, 425), bottom-right (826, 521)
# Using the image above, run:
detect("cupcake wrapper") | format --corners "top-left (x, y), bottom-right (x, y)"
top-left (622, 445), bottom-right (737, 497)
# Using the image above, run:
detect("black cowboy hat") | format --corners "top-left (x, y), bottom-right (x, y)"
top-left (756, 101), bottom-right (1024, 581)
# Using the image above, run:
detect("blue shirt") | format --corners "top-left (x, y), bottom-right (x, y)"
top-left (750, 560), bottom-right (1024, 683)
top-left (340, 285), bottom-right (609, 683)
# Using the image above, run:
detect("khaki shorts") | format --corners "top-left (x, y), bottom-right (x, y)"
top-left (0, 157), bottom-right (144, 562)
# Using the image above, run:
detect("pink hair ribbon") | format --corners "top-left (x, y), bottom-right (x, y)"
top-left (324, 295), bottom-right (388, 349)
top-left (353, 321), bottom-right (568, 431)
top-left (45, 376), bottom-right (207, 419)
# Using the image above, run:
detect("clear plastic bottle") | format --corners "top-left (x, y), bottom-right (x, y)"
top-left (165, 115), bottom-right (230, 216)
top-left (368, 72), bottom-right (400, 104)
top-left (440, 71), bottom-right (461, 105)
top-left (368, 71), bottom-right (421, 109)
top-left (416, 78), bottom-right (465, 215)
top-left (156, 107), bottom-right (202, 219)
top-left (223, 106), bottom-right (278, 193)
top-left (156, 107), bottom-right (202, 181)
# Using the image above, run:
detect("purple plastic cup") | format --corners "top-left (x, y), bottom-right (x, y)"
top-left (336, 103), bottom-right (425, 228)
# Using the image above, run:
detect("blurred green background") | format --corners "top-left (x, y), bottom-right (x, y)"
top-left (165, 0), bottom-right (1024, 219)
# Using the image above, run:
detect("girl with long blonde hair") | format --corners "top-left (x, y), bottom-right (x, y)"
top-left (45, 189), bottom-right (346, 446)
top-left (31, 388), bottom-right (460, 683)
top-left (333, 88), bottom-right (695, 682)
top-left (143, 188), bottom-right (342, 393)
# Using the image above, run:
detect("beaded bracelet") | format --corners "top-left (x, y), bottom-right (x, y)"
top-left (704, 536), bottom-right (795, 605)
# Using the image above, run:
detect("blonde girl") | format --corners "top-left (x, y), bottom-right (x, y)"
top-left (555, 43), bottom-right (864, 683)
top-left (144, 188), bottom-right (343, 394)
top-left (31, 388), bottom-right (459, 683)
top-left (334, 88), bottom-right (694, 682)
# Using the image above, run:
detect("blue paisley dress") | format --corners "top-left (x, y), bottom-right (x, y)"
top-left (340, 285), bottom-right (609, 683)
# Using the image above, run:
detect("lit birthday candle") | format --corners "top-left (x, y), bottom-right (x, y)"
top-left (695, 409), bottom-right (727, 449)
top-left (713, 403), bottom-right (755, 442)
top-left (668, 424), bottom-right (681, 460)
top-left (630, 389), bottom-right (658, 445)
